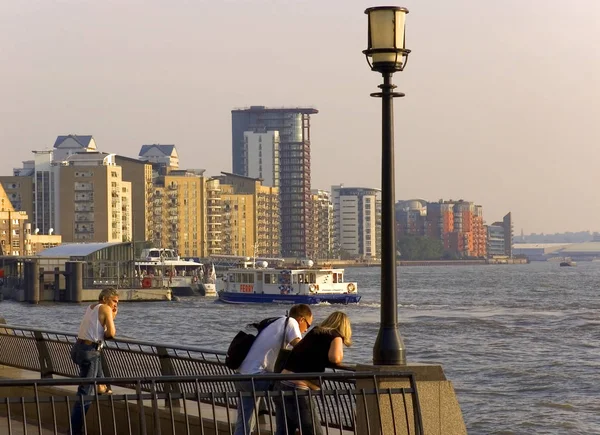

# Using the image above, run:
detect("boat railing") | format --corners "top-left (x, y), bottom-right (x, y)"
top-left (0, 322), bottom-right (380, 431)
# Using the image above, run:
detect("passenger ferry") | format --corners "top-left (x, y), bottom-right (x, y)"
top-left (136, 248), bottom-right (217, 297)
top-left (216, 260), bottom-right (360, 304)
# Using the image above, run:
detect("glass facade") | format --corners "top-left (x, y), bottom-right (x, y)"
top-left (231, 107), bottom-right (317, 258)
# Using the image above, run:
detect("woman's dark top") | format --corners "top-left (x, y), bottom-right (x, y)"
top-left (284, 327), bottom-right (341, 373)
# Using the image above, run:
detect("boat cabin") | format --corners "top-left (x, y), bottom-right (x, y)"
top-left (221, 267), bottom-right (353, 295)
top-left (140, 248), bottom-right (179, 262)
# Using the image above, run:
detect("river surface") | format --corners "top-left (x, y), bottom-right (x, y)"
top-left (1, 262), bottom-right (599, 434)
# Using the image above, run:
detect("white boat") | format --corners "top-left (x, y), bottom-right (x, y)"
top-left (136, 248), bottom-right (216, 297)
top-left (216, 260), bottom-right (360, 305)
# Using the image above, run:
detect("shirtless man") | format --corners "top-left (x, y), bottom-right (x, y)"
top-left (70, 288), bottom-right (119, 435)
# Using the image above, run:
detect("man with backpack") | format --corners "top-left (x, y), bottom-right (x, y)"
top-left (233, 304), bottom-right (313, 435)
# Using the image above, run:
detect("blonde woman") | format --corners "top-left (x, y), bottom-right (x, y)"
top-left (274, 311), bottom-right (352, 435)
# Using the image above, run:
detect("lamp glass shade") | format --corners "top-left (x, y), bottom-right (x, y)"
top-left (368, 8), bottom-right (407, 66)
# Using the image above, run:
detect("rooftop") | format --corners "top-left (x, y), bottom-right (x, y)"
top-left (139, 145), bottom-right (176, 156)
top-left (232, 106), bottom-right (318, 114)
top-left (53, 135), bottom-right (94, 148)
top-left (37, 242), bottom-right (125, 257)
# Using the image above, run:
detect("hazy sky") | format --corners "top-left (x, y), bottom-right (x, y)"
top-left (1, 0), bottom-right (599, 234)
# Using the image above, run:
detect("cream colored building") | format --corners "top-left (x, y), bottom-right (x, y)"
top-left (0, 176), bottom-right (34, 223)
top-left (0, 184), bottom-right (29, 256)
top-left (59, 152), bottom-right (132, 243)
top-left (151, 169), bottom-right (221, 258)
top-left (138, 144), bottom-right (179, 169)
top-left (216, 173), bottom-right (279, 257)
top-left (114, 155), bottom-right (154, 243)
top-left (23, 223), bottom-right (62, 255)
top-left (309, 189), bottom-right (334, 260)
top-left (206, 178), bottom-right (222, 256)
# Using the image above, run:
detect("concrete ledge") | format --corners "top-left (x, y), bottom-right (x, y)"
top-left (356, 363), bottom-right (466, 435)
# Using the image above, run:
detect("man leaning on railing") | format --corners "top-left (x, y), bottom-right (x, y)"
top-left (234, 304), bottom-right (313, 435)
top-left (70, 288), bottom-right (119, 435)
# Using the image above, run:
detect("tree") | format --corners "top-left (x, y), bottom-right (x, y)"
top-left (397, 236), bottom-right (443, 260)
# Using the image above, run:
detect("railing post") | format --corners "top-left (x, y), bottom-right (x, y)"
top-left (157, 346), bottom-right (181, 408)
top-left (33, 331), bottom-right (54, 378)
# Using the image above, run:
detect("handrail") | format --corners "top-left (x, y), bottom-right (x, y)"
top-left (0, 373), bottom-right (424, 435)
top-left (0, 322), bottom-right (228, 356)
top-left (0, 371), bottom-right (414, 387)
top-left (0, 323), bottom-right (396, 431)
top-left (0, 322), bottom-right (357, 370)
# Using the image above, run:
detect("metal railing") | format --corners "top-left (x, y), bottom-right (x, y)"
top-left (0, 373), bottom-right (423, 435)
top-left (0, 324), bottom-right (424, 433)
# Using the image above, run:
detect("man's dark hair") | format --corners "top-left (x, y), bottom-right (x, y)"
top-left (289, 304), bottom-right (312, 320)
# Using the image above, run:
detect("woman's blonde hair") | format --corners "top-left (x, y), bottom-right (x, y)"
top-left (318, 311), bottom-right (352, 347)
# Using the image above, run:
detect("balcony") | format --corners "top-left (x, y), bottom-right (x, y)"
top-left (74, 184), bottom-right (93, 192)
top-left (75, 228), bottom-right (94, 234)
top-left (75, 214), bottom-right (94, 223)
top-left (74, 194), bottom-right (94, 202)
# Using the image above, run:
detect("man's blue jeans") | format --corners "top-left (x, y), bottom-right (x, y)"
top-left (273, 382), bottom-right (323, 435)
top-left (70, 341), bottom-right (103, 435)
top-left (233, 379), bottom-right (272, 435)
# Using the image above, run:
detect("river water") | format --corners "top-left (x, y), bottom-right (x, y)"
top-left (1, 262), bottom-right (599, 434)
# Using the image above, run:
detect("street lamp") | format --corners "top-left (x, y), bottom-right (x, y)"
top-left (363, 6), bottom-right (410, 365)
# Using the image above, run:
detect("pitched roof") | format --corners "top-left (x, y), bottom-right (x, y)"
top-left (139, 144), bottom-right (176, 156)
top-left (53, 135), bottom-right (94, 148)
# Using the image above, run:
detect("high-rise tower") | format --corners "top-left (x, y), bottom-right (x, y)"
top-left (231, 106), bottom-right (318, 258)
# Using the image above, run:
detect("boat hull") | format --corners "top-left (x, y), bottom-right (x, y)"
top-left (218, 291), bottom-right (361, 305)
top-left (171, 283), bottom-right (217, 297)
top-left (171, 286), bottom-right (201, 297)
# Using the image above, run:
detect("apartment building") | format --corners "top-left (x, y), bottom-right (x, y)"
top-left (23, 222), bottom-right (62, 255)
top-left (487, 224), bottom-right (506, 257)
top-left (59, 152), bottom-right (132, 243)
top-left (396, 200), bottom-right (427, 237)
top-left (0, 184), bottom-right (29, 256)
top-left (114, 155), bottom-right (154, 243)
top-left (153, 170), bottom-right (204, 257)
top-left (332, 185), bottom-right (380, 259)
top-left (0, 176), bottom-right (34, 222)
top-left (232, 106), bottom-right (317, 257)
top-left (138, 144), bottom-right (179, 170)
top-left (473, 205), bottom-right (487, 258)
top-left (309, 190), bottom-right (333, 260)
top-left (425, 201), bottom-right (455, 249)
top-left (52, 135), bottom-right (97, 162)
top-left (205, 178), bottom-right (222, 257)
top-left (243, 131), bottom-right (280, 187)
top-left (488, 212), bottom-right (513, 258)
top-left (216, 172), bottom-right (279, 257)
top-left (151, 169), bottom-right (221, 258)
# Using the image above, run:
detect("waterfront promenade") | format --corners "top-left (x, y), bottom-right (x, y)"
top-left (0, 322), bottom-right (464, 434)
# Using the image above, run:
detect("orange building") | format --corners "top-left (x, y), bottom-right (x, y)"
top-left (472, 205), bottom-right (487, 258)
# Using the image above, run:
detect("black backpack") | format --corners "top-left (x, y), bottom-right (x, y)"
top-left (225, 317), bottom-right (281, 370)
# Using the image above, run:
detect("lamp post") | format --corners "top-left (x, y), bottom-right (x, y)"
top-left (363, 6), bottom-right (410, 365)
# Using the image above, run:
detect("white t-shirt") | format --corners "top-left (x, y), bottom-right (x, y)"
top-left (238, 317), bottom-right (301, 374)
